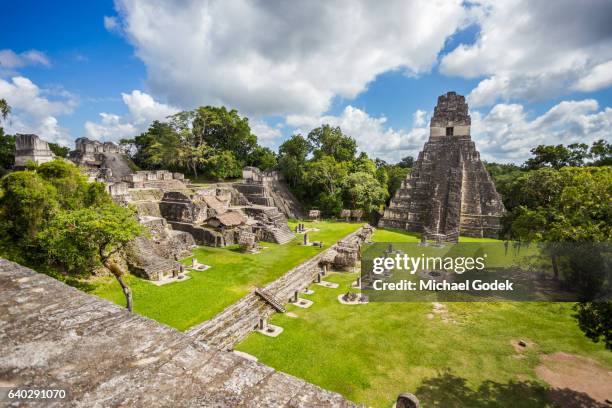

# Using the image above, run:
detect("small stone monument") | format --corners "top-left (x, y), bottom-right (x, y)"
top-left (396, 393), bottom-right (420, 408)
top-left (340, 209), bottom-right (351, 221)
top-left (238, 231), bottom-right (257, 252)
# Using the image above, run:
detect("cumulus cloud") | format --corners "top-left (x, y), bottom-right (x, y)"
top-left (114, 0), bottom-right (468, 117)
top-left (472, 99), bottom-right (612, 162)
top-left (0, 49), bottom-right (50, 70)
top-left (440, 0), bottom-right (612, 106)
top-left (251, 120), bottom-right (281, 142)
top-left (84, 90), bottom-right (179, 141)
top-left (287, 106), bottom-right (428, 162)
top-left (0, 76), bottom-right (76, 145)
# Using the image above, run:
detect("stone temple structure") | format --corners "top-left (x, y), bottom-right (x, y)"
top-left (379, 92), bottom-right (504, 242)
top-left (14, 134), bottom-right (56, 168)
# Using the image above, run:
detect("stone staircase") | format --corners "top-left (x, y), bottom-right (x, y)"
top-left (270, 226), bottom-right (295, 244)
top-left (255, 289), bottom-right (286, 312)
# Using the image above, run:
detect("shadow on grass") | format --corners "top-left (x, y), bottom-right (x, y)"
top-left (415, 370), bottom-right (606, 408)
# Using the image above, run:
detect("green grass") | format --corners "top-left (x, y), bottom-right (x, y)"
top-left (90, 220), bottom-right (362, 331)
top-left (236, 227), bottom-right (612, 407)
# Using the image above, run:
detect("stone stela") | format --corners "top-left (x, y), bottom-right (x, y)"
top-left (379, 92), bottom-right (505, 243)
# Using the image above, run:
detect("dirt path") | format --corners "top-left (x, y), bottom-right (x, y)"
top-left (535, 352), bottom-right (612, 407)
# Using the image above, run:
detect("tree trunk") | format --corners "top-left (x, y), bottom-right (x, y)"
top-left (551, 253), bottom-right (559, 280)
top-left (105, 260), bottom-right (133, 312)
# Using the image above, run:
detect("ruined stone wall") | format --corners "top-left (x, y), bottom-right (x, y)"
top-left (188, 225), bottom-right (372, 350)
top-left (0, 258), bottom-right (359, 407)
top-left (14, 134), bottom-right (56, 167)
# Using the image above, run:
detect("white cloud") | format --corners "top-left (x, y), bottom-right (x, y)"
top-left (472, 99), bottom-right (612, 162)
top-left (0, 49), bottom-right (50, 70)
top-left (84, 113), bottom-right (138, 140)
top-left (103, 16), bottom-right (121, 34)
top-left (121, 90), bottom-right (178, 124)
top-left (287, 106), bottom-right (428, 162)
top-left (572, 60), bottom-right (612, 92)
top-left (114, 0), bottom-right (468, 117)
top-left (84, 90), bottom-right (179, 141)
top-left (413, 109), bottom-right (427, 127)
top-left (440, 0), bottom-right (612, 106)
top-left (0, 76), bottom-right (76, 145)
top-left (251, 119), bottom-right (281, 142)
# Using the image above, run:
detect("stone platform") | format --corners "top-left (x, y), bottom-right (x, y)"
top-left (0, 258), bottom-right (359, 407)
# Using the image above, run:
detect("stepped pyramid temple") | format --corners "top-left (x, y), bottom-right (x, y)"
top-left (379, 92), bottom-right (504, 242)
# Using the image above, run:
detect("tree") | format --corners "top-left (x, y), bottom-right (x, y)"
top-left (383, 165), bottom-right (409, 202)
top-left (590, 139), bottom-right (612, 166)
top-left (38, 205), bottom-right (144, 311)
top-left (307, 125), bottom-right (357, 162)
top-left (0, 170), bottom-right (57, 247)
top-left (205, 150), bottom-right (241, 180)
top-left (0, 98), bottom-right (10, 121)
top-left (48, 143), bottom-right (70, 158)
top-left (0, 131), bottom-right (16, 174)
top-left (345, 171), bottom-right (388, 214)
top-left (398, 155), bottom-right (414, 169)
top-left (573, 302), bottom-right (612, 351)
top-left (504, 166), bottom-right (612, 345)
top-left (278, 134), bottom-right (310, 188)
top-left (191, 106), bottom-right (257, 163)
top-left (524, 143), bottom-right (593, 169)
top-left (248, 145), bottom-right (277, 170)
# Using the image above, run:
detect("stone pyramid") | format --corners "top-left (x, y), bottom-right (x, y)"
top-left (379, 92), bottom-right (504, 242)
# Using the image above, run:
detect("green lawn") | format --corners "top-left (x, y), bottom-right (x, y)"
top-left (90, 220), bottom-right (362, 331)
top-left (236, 227), bottom-right (612, 407)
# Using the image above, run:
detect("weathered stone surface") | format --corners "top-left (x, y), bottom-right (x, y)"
top-left (379, 92), bottom-right (504, 242)
top-left (0, 258), bottom-right (360, 407)
top-left (237, 167), bottom-right (305, 219)
top-left (14, 134), bottom-right (56, 167)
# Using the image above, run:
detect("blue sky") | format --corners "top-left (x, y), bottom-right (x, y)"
top-left (2, 0), bottom-right (612, 163)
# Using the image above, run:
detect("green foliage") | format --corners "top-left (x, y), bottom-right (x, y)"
top-left (0, 160), bottom-right (140, 279)
top-left (504, 167), bottom-right (611, 241)
top-left (205, 150), bottom-right (242, 180)
top-left (278, 134), bottom-right (310, 187)
top-left (0, 170), bottom-right (57, 246)
top-left (344, 171), bottom-right (388, 214)
top-left (0, 98), bottom-right (10, 121)
top-left (397, 155), bottom-right (414, 168)
top-left (0, 130), bottom-right (16, 175)
top-left (191, 106), bottom-right (257, 163)
top-left (307, 124), bottom-right (357, 162)
top-left (38, 205), bottom-right (143, 274)
top-left (523, 140), bottom-right (612, 169)
top-left (48, 143), bottom-right (70, 158)
top-left (574, 302), bottom-right (612, 350)
top-left (247, 145), bottom-right (277, 170)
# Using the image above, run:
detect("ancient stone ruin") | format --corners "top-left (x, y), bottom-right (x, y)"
top-left (379, 92), bottom-right (504, 242)
top-left (235, 166), bottom-right (305, 219)
top-left (14, 134), bottom-right (56, 168)
top-left (10, 134), bottom-right (300, 281)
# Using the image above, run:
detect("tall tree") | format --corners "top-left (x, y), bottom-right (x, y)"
top-left (307, 125), bottom-right (357, 162)
top-left (0, 98), bottom-right (10, 121)
top-left (38, 205), bottom-right (144, 311)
